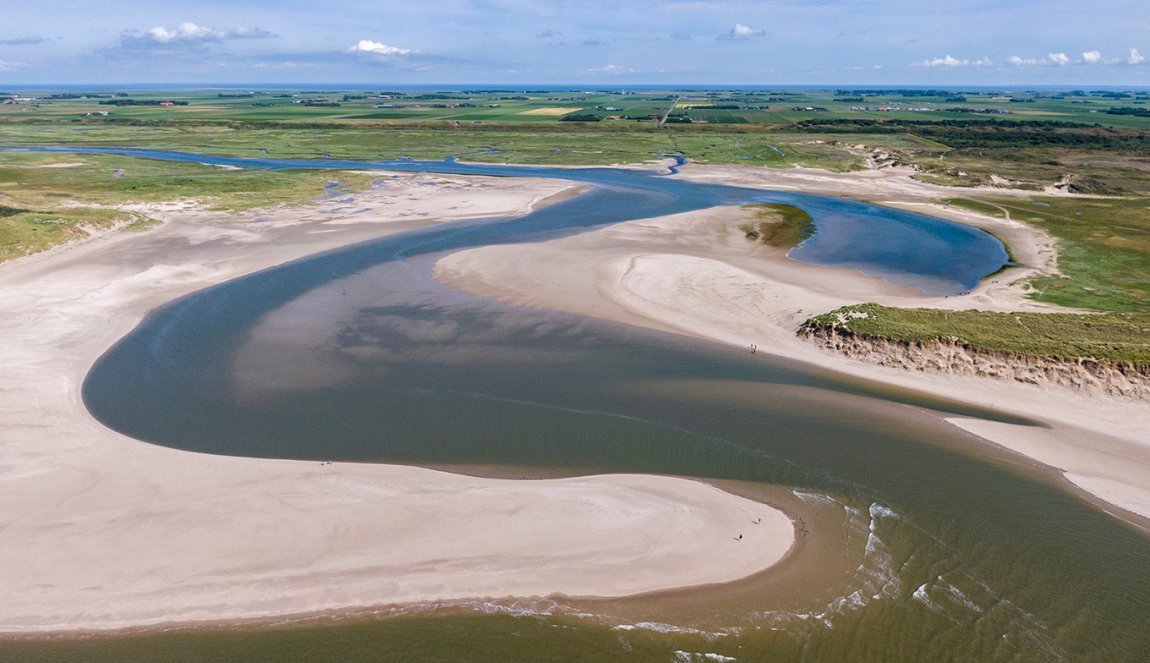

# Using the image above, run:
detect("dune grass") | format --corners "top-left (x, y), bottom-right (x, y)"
top-left (0, 152), bottom-right (375, 261)
top-left (943, 196), bottom-right (1150, 313)
top-left (803, 195), bottom-right (1150, 367)
top-left (806, 303), bottom-right (1150, 367)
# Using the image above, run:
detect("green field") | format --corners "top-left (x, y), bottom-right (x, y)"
top-left (3, 87), bottom-right (1148, 172)
top-left (7, 87), bottom-right (1147, 129)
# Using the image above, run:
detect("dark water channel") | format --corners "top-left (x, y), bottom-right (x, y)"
top-left (3, 148), bottom-right (1148, 661)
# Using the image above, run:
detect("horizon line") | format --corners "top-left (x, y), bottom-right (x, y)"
top-left (5, 82), bottom-right (1150, 91)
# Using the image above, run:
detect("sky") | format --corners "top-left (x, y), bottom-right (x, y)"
top-left (2, 0), bottom-right (1149, 86)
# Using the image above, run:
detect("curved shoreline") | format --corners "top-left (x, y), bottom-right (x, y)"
top-left (434, 180), bottom-right (1150, 527)
top-left (0, 172), bottom-right (799, 635)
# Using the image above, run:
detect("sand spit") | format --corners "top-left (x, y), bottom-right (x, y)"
top-left (0, 173), bottom-right (794, 634)
top-left (435, 165), bottom-right (1150, 524)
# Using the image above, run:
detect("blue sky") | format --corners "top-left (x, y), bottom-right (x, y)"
top-left (2, 0), bottom-right (1149, 85)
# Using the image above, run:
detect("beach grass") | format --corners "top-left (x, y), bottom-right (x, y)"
top-left (814, 194), bottom-right (1150, 363)
top-left (0, 206), bottom-right (157, 261)
top-left (806, 303), bottom-right (1150, 367)
top-left (0, 151), bottom-right (376, 261)
top-left (943, 196), bottom-right (1150, 312)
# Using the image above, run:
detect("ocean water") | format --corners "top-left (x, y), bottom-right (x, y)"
top-left (3, 149), bottom-right (1147, 661)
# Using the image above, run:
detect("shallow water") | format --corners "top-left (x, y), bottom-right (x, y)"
top-left (4, 148), bottom-right (1149, 661)
top-left (4, 146), bottom-right (1007, 293)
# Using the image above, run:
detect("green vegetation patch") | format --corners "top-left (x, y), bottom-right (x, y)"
top-left (739, 203), bottom-right (815, 248)
top-left (0, 152), bottom-right (374, 209)
top-left (0, 207), bottom-right (153, 261)
top-left (805, 303), bottom-right (1150, 367)
top-left (0, 152), bottom-right (376, 261)
top-left (943, 196), bottom-right (1150, 312)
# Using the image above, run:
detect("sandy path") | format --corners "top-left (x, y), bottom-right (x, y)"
top-left (435, 167), bottom-right (1150, 525)
top-left (0, 173), bottom-right (795, 633)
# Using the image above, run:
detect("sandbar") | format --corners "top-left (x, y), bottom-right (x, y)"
top-left (435, 162), bottom-right (1150, 525)
top-left (0, 172), bottom-right (795, 633)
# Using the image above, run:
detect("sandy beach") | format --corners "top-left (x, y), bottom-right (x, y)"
top-left (436, 162), bottom-right (1150, 524)
top-left (0, 171), bottom-right (796, 634)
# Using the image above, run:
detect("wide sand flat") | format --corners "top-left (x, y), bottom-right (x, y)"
top-left (0, 172), bottom-right (795, 633)
top-left (436, 164), bottom-right (1150, 525)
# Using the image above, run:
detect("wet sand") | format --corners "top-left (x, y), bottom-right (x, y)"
top-left (435, 164), bottom-right (1150, 525)
top-left (0, 172), bottom-right (795, 633)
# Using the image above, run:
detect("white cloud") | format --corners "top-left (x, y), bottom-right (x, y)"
top-left (587, 64), bottom-right (637, 75)
top-left (1009, 52), bottom-right (1088, 67)
top-left (148, 23), bottom-right (209, 43)
top-left (349, 40), bottom-right (413, 57)
top-left (923, 55), bottom-right (963, 67)
top-left (1130, 48), bottom-right (1146, 65)
top-left (143, 22), bottom-right (273, 44)
top-left (1009, 51), bottom-right (1119, 66)
top-left (0, 59), bottom-right (23, 71)
top-left (917, 55), bottom-right (991, 67)
top-left (719, 23), bottom-right (764, 40)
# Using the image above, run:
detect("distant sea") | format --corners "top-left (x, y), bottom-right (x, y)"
top-left (4, 82), bottom-right (1150, 93)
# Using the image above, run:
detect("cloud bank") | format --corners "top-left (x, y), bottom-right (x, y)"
top-left (117, 22), bottom-right (275, 51)
top-left (144, 22), bottom-right (274, 45)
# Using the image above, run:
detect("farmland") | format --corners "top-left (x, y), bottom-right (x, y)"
top-left (3, 84), bottom-right (1150, 365)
